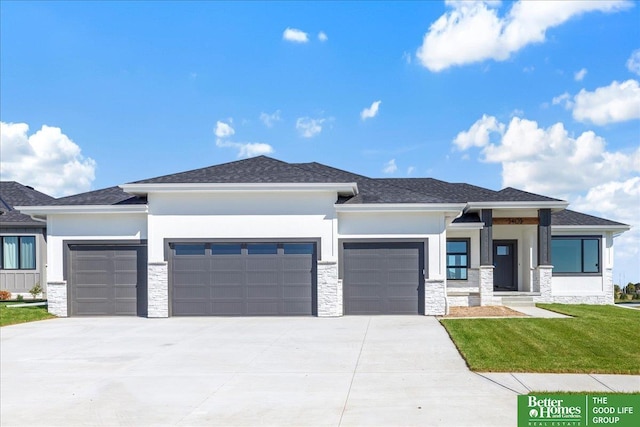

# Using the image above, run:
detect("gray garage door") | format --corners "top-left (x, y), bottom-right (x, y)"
top-left (171, 242), bottom-right (316, 316)
top-left (343, 242), bottom-right (424, 315)
top-left (68, 245), bottom-right (147, 316)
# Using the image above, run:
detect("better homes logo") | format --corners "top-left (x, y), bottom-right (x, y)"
top-left (518, 394), bottom-right (640, 427)
top-left (524, 395), bottom-right (584, 425)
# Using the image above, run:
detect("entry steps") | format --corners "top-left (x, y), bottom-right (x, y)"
top-left (498, 294), bottom-right (537, 307)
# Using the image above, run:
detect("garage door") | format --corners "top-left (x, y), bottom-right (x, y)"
top-left (68, 244), bottom-right (147, 316)
top-left (343, 242), bottom-right (424, 315)
top-left (171, 242), bottom-right (316, 316)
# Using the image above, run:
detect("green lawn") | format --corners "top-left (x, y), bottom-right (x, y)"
top-left (0, 302), bottom-right (56, 327)
top-left (440, 304), bottom-right (640, 374)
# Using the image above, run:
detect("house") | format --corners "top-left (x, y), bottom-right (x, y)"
top-left (0, 182), bottom-right (55, 298)
top-left (16, 156), bottom-right (630, 317)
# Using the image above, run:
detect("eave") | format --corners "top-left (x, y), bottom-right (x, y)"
top-left (15, 205), bottom-right (149, 217)
top-left (465, 200), bottom-right (569, 212)
top-left (335, 203), bottom-right (467, 213)
top-left (120, 182), bottom-right (359, 196)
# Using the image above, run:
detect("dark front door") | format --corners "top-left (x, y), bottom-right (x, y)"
top-left (493, 240), bottom-right (517, 291)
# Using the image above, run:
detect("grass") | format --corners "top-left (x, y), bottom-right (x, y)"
top-left (0, 302), bottom-right (56, 327)
top-left (440, 304), bottom-right (640, 374)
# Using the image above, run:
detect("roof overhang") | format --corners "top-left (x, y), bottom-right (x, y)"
top-left (448, 222), bottom-right (485, 230)
top-left (552, 224), bottom-right (631, 236)
top-left (335, 203), bottom-right (467, 213)
top-left (15, 205), bottom-right (149, 219)
top-left (120, 182), bottom-right (359, 196)
top-left (465, 201), bottom-right (569, 212)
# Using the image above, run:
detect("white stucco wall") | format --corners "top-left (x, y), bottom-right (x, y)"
top-left (338, 211), bottom-right (447, 280)
top-left (46, 213), bottom-right (148, 281)
top-left (147, 191), bottom-right (338, 262)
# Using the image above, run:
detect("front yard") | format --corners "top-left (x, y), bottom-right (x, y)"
top-left (441, 304), bottom-right (640, 374)
top-left (0, 302), bottom-right (56, 327)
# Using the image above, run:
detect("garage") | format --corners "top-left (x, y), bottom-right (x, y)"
top-left (68, 244), bottom-right (147, 316)
top-left (170, 242), bottom-right (316, 316)
top-left (343, 242), bottom-right (425, 315)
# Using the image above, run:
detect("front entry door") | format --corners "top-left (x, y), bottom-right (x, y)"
top-left (493, 240), bottom-right (517, 291)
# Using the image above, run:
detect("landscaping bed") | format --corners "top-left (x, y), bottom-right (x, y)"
top-left (442, 306), bottom-right (525, 318)
top-left (440, 304), bottom-right (640, 374)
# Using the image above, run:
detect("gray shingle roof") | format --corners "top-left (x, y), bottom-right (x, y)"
top-left (293, 163), bottom-right (447, 204)
top-left (50, 186), bottom-right (147, 206)
top-left (0, 182), bottom-right (55, 226)
top-left (11, 157), bottom-right (624, 228)
top-left (551, 209), bottom-right (627, 227)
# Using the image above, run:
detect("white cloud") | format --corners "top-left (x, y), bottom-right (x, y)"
top-left (214, 120), bottom-right (235, 138)
top-left (0, 121), bottom-right (96, 197)
top-left (402, 51), bottom-right (412, 64)
top-left (453, 115), bottom-right (640, 196)
top-left (296, 117), bottom-right (325, 138)
top-left (551, 92), bottom-right (572, 107)
top-left (283, 28), bottom-right (309, 43)
top-left (318, 31), bottom-right (328, 42)
top-left (259, 110), bottom-right (281, 128)
top-left (574, 68), bottom-right (588, 81)
top-left (215, 139), bottom-right (274, 158)
top-left (454, 114), bottom-right (640, 279)
top-left (407, 166), bottom-right (416, 175)
top-left (383, 159), bottom-right (397, 174)
top-left (572, 79), bottom-right (640, 125)
top-left (214, 119), bottom-right (273, 158)
top-left (416, 0), bottom-right (630, 72)
top-left (453, 113), bottom-right (505, 150)
top-left (627, 49), bottom-right (640, 75)
top-left (360, 100), bottom-right (382, 121)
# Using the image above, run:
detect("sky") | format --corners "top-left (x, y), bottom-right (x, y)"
top-left (1, 1), bottom-right (639, 283)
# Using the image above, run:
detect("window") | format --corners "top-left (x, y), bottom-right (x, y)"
top-left (174, 244), bottom-right (206, 256)
top-left (446, 239), bottom-right (469, 280)
top-left (211, 244), bottom-right (242, 255)
top-left (1, 236), bottom-right (36, 270)
top-left (551, 236), bottom-right (600, 274)
top-left (247, 244), bottom-right (277, 255)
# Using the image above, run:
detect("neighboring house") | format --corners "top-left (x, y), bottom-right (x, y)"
top-left (0, 182), bottom-right (55, 298)
top-left (17, 156), bottom-right (630, 317)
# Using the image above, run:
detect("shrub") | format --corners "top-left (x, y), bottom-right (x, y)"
top-left (626, 283), bottom-right (636, 295)
top-left (0, 290), bottom-right (11, 300)
top-left (16, 294), bottom-right (24, 301)
top-left (29, 283), bottom-right (43, 300)
top-left (614, 284), bottom-right (621, 294)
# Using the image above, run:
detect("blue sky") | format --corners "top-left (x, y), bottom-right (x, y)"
top-left (1, 1), bottom-right (639, 282)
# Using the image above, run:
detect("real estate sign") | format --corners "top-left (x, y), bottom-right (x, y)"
top-left (518, 394), bottom-right (639, 427)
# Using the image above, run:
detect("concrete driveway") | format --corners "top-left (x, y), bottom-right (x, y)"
top-left (1, 316), bottom-right (515, 426)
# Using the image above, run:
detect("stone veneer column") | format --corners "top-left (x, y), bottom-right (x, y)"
top-left (148, 262), bottom-right (169, 318)
top-left (47, 281), bottom-right (68, 317)
top-left (603, 268), bottom-right (614, 304)
top-left (425, 279), bottom-right (446, 315)
top-left (317, 260), bottom-right (342, 317)
top-left (536, 265), bottom-right (553, 302)
top-left (479, 265), bottom-right (495, 306)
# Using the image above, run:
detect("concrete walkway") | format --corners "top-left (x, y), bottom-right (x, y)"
top-left (506, 305), bottom-right (571, 318)
top-left (1, 316), bottom-right (638, 427)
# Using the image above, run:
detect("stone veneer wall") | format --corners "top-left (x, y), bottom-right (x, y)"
top-left (148, 262), bottom-right (169, 318)
top-left (425, 279), bottom-right (446, 315)
top-left (534, 267), bottom-right (613, 305)
top-left (479, 266), bottom-right (497, 306)
top-left (47, 281), bottom-right (68, 317)
top-left (317, 260), bottom-right (342, 317)
top-left (447, 294), bottom-right (481, 307)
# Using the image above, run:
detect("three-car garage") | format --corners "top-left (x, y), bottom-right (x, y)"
top-left (65, 240), bottom-right (426, 317)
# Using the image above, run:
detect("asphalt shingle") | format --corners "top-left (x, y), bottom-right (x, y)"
top-left (0, 182), bottom-right (55, 225)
